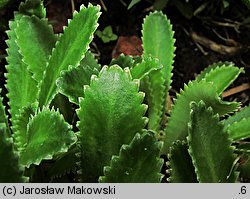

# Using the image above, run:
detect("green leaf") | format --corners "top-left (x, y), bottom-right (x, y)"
top-left (96, 25), bottom-right (117, 43)
top-left (80, 50), bottom-right (101, 71)
top-left (47, 146), bottom-right (78, 182)
top-left (167, 141), bottom-right (197, 183)
top-left (196, 62), bottom-right (242, 95)
top-left (133, 56), bottom-right (143, 65)
top-left (77, 65), bottom-right (147, 182)
top-left (57, 52), bottom-right (100, 105)
top-left (110, 54), bottom-right (135, 69)
top-left (223, 105), bottom-right (250, 141)
top-left (12, 104), bottom-right (36, 152)
top-left (38, 4), bottom-right (101, 107)
top-left (187, 101), bottom-right (236, 182)
top-left (223, 105), bottom-right (250, 127)
top-left (142, 11), bottom-right (175, 94)
top-left (96, 30), bottom-right (102, 38)
top-left (50, 93), bottom-right (74, 124)
top-left (0, 96), bottom-right (6, 125)
top-left (57, 65), bottom-right (97, 104)
top-left (111, 34), bottom-right (118, 40)
top-left (131, 55), bottom-right (162, 80)
top-left (0, 93), bottom-right (10, 137)
top-left (19, 108), bottom-right (76, 167)
top-left (162, 80), bottom-right (240, 154)
top-left (99, 131), bottom-right (163, 183)
top-left (16, 15), bottom-right (57, 82)
top-left (142, 11), bottom-right (175, 124)
top-left (0, 127), bottom-right (25, 182)
top-left (128, 0), bottom-right (141, 9)
top-left (136, 55), bottom-right (165, 130)
top-left (6, 14), bottom-right (38, 124)
top-left (195, 62), bottom-right (223, 81)
top-left (18, 0), bottom-right (46, 19)
top-left (226, 118), bottom-right (250, 141)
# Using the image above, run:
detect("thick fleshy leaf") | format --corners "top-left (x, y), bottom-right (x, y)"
top-left (162, 80), bottom-right (239, 154)
top-left (19, 108), bottom-right (76, 167)
top-left (18, 0), bottom-right (46, 19)
top-left (5, 14), bottom-right (38, 124)
top-left (187, 101), bottom-right (236, 182)
top-left (131, 55), bottom-right (165, 130)
top-left (223, 106), bottom-right (250, 141)
top-left (12, 104), bottom-right (36, 152)
top-left (0, 94), bottom-right (10, 137)
top-left (80, 50), bottom-right (101, 71)
top-left (56, 65), bottom-right (97, 104)
top-left (142, 11), bottom-right (175, 84)
top-left (131, 55), bottom-right (162, 80)
top-left (99, 131), bottom-right (163, 183)
top-left (142, 11), bottom-right (175, 117)
top-left (50, 94), bottom-right (74, 124)
top-left (0, 127), bottom-right (25, 182)
top-left (226, 118), bottom-right (250, 141)
top-left (16, 15), bottom-right (57, 82)
top-left (110, 54), bottom-right (135, 69)
top-left (196, 61), bottom-right (230, 81)
top-left (57, 52), bottom-right (100, 104)
top-left (47, 146), bottom-right (78, 182)
top-left (196, 62), bottom-right (242, 95)
top-left (0, 97), bottom-right (24, 183)
top-left (1, 95), bottom-right (20, 183)
top-left (167, 141), bottom-right (197, 183)
top-left (133, 56), bottom-right (143, 65)
top-left (77, 65), bottom-right (147, 182)
top-left (143, 69), bottom-right (165, 130)
top-left (0, 95), bottom-right (6, 124)
top-left (223, 105), bottom-right (250, 127)
top-left (38, 4), bottom-right (101, 107)
top-left (132, 55), bottom-right (164, 130)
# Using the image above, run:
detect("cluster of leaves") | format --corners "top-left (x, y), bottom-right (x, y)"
top-left (96, 25), bottom-right (118, 43)
top-left (0, 0), bottom-right (250, 183)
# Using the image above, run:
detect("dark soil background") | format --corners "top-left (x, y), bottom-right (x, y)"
top-left (0, 0), bottom-right (250, 182)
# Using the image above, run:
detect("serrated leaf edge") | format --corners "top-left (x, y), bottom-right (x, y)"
top-left (15, 15), bottom-right (56, 83)
top-left (166, 140), bottom-right (187, 183)
top-left (187, 102), bottom-right (236, 182)
top-left (196, 63), bottom-right (243, 95)
top-left (141, 10), bottom-right (176, 121)
top-left (38, 3), bottom-right (101, 107)
top-left (226, 117), bottom-right (250, 141)
top-left (20, 107), bottom-right (76, 168)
